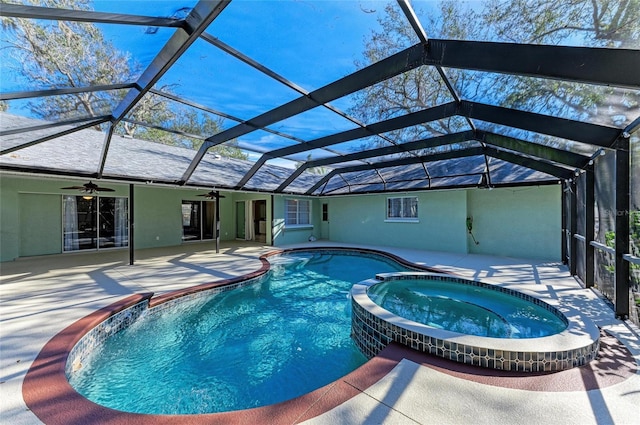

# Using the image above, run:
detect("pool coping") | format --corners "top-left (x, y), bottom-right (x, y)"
top-left (20, 246), bottom-right (628, 424)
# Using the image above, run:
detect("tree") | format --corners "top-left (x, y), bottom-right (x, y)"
top-left (350, 0), bottom-right (639, 149)
top-left (483, 0), bottom-right (640, 48)
top-left (351, 4), bottom-right (472, 143)
top-left (133, 106), bottom-right (248, 159)
top-left (1, 0), bottom-right (247, 159)
top-left (482, 0), bottom-right (639, 128)
top-left (1, 0), bottom-right (146, 125)
top-left (294, 154), bottom-right (328, 175)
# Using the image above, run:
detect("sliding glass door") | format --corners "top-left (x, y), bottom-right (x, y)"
top-left (182, 200), bottom-right (215, 241)
top-left (99, 197), bottom-right (129, 248)
top-left (63, 195), bottom-right (128, 252)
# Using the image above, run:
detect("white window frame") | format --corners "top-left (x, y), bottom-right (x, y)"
top-left (285, 198), bottom-right (312, 228)
top-left (385, 196), bottom-right (419, 222)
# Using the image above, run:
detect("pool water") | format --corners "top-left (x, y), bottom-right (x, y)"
top-left (367, 278), bottom-right (567, 338)
top-left (69, 251), bottom-right (408, 415)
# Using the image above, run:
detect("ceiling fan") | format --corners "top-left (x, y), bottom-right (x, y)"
top-left (197, 190), bottom-right (225, 200)
top-left (61, 181), bottom-right (115, 197)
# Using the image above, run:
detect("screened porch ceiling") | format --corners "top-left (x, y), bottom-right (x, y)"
top-left (1, 0), bottom-right (638, 196)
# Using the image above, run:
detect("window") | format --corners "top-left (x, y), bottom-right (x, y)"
top-left (63, 195), bottom-right (128, 251)
top-left (182, 200), bottom-right (215, 241)
top-left (285, 199), bottom-right (311, 226)
top-left (386, 196), bottom-right (418, 221)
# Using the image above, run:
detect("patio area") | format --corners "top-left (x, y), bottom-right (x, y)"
top-left (1, 241), bottom-right (638, 424)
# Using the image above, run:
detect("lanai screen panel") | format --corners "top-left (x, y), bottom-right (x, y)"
top-left (0, 112), bottom-right (105, 174)
top-left (379, 163), bottom-right (429, 182)
top-left (315, 154), bottom-right (514, 195)
top-left (446, 69), bottom-right (639, 130)
top-left (487, 157), bottom-right (558, 185)
top-left (564, 182), bottom-right (572, 264)
top-left (425, 156), bottom-right (486, 188)
top-left (412, 1), bottom-right (638, 49)
top-left (384, 180), bottom-right (431, 191)
top-left (594, 152), bottom-right (617, 300)
top-left (576, 172), bottom-right (587, 285)
top-left (339, 66), bottom-right (457, 125)
top-left (0, 112), bottom-right (107, 153)
top-left (189, 154), bottom-right (255, 188)
top-left (1, 91), bottom-right (124, 129)
top-left (472, 120), bottom-right (603, 157)
top-left (279, 172), bottom-right (325, 194)
top-left (375, 117), bottom-right (472, 149)
top-left (151, 36), bottom-right (304, 122)
top-left (0, 19), bottom-right (176, 93)
top-left (204, 1), bottom-right (392, 91)
top-left (242, 158), bottom-right (304, 192)
top-left (328, 135), bottom-right (396, 157)
top-left (632, 134), bottom-right (640, 291)
top-left (103, 122), bottom-right (200, 182)
top-left (320, 169), bottom-right (381, 195)
top-left (234, 131), bottom-right (303, 154)
top-left (267, 107), bottom-right (361, 143)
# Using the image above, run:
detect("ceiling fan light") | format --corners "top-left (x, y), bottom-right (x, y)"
top-left (82, 195), bottom-right (94, 200)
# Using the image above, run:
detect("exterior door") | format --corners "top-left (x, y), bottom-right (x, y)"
top-left (320, 202), bottom-right (329, 240)
top-left (235, 201), bottom-right (246, 239)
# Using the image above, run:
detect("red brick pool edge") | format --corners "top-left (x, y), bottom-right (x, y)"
top-left (23, 320), bottom-right (637, 425)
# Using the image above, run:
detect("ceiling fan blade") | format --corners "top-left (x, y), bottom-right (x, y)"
top-left (197, 191), bottom-right (226, 199)
top-left (61, 181), bottom-right (114, 193)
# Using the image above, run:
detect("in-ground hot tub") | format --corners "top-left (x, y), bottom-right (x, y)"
top-left (351, 272), bottom-right (600, 372)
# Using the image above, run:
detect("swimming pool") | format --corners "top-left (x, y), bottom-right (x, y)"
top-left (67, 249), bottom-right (412, 415)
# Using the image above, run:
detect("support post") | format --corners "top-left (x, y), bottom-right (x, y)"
top-left (270, 194), bottom-right (275, 246)
top-left (215, 191), bottom-right (220, 254)
top-left (615, 136), bottom-right (630, 319)
top-left (569, 180), bottom-right (577, 276)
top-left (561, 182), bottom-right (567, 265)
top-left (129, 183), bottom-right (135, 266)
top-left (585, 168), bottom-right (595, 288)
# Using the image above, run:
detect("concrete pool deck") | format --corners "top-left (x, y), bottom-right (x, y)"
top-left (1, 241), bottom-right (639, 424)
